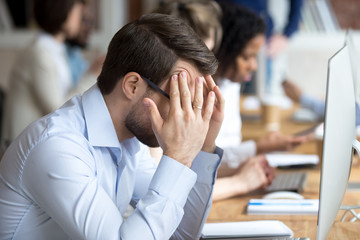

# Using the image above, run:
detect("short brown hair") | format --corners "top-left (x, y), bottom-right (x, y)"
top-left (33, 0), bottom-right (85, 35)
top-left (98, 13), bottom-right (218, 95)
top-left (154, 0), bottom-right (223, 53)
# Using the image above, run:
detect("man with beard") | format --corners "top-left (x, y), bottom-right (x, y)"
top-left (0, 13), bottom-right (224, 239)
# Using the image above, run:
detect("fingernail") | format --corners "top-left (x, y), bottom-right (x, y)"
top-left (143, 101), bottom-right (150, 107)
top-left (181, 71), bottom-right (186, 79)
top-left (210, 91), bottom-right (215, 97)
top-left (172, 75), bottom-right (178, 81)
top-left (197, 77), bottom-right (202, 84)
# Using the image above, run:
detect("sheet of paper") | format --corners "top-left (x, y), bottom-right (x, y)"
top-left (202, 220), bottom-right (293, 238)
top-left (265, 153), bottom-right (319, 167)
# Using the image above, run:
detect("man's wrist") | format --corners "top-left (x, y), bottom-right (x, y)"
top-left (163, 151), bottom-right (192, 168)
top-left (201, 144), bottom-right (216, 153)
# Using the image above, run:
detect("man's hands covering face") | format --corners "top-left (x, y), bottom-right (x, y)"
top-left (143, 72), bottom-right (224, 167)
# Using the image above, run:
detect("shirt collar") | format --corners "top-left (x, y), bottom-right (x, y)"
top-left (82, 84), bottom-right (121, 148)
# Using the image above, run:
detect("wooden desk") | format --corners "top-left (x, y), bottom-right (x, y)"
top-left (207, 96), bottom-right (360, 239)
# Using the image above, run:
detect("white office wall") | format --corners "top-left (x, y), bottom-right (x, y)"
top-left (286, 31), bottom-right (360, 98)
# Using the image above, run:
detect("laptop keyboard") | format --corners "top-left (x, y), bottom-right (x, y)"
top-left (267, 172), bottom-right (308, 192)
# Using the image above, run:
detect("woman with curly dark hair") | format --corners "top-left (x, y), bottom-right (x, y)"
top-left (216, 2), bottom-right (265, 83)
top-left (213, 1), bottom-right (310, 201)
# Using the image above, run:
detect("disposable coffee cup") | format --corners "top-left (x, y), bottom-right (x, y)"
top-left (261, 96), bottom-right (281, 132)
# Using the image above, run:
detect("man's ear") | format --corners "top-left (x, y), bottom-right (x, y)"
top-left (122, 72), bottom-right (143, 100)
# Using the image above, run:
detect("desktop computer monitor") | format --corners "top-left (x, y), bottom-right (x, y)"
top-left (316, 44), bottom-right (356, 240)
top-left (345, 30), bottom-right (360, 103)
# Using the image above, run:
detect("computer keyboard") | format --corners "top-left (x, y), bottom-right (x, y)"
top-left (267, 172), bottom-right (308, 192)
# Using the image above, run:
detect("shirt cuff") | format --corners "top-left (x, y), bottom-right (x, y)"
top-left (149, 156), bottom-right (197, 207)
top-left (190, 147), bottom-right (223, 184)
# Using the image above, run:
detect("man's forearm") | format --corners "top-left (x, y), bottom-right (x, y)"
top-left (171, 148), bottom-right (223, 239)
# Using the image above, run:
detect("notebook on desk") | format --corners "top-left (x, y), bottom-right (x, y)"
top-left (247, 199), bottom-right (319, 215)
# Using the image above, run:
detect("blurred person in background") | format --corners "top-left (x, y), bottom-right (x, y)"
top-left (1, 0), bottom-right (94, 144)
top-left (65, 0), bottom-right (105, 89)
top-left (155, 0), bottom-right (223, 54)
top-left (213, 1), bottom-right (312, 200)
top-left (282, 79), bottom-right (360, 125)
top-left (217, 0), bottom-right (304, 96)
top-left (221, 0), bottom-right (303, 58)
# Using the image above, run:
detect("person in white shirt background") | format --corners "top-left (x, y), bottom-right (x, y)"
top-left (212, 1), bottom-right (312, 201)
top-left (0, 13), bottom-right (225, 239)
top-left (1, 0), bottom-right (95, 144)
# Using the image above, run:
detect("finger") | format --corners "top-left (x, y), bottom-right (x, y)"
top-left (213, 85), bottom-right (225, 110)
top-left (202, 91), bottom-right (215, 121)
top-left (268, 167), bottom-right (276, 182)
top-left (193, 76), bottom-right (204, 116)
top-left (202, 78), bottom-right (209, 103)
top-left (204, 75), bottom-right (216, 91)
top-left (259, 157), bottom-right (275, 181)
top-left (202, 76), bottom-right (209, 92)
top-left (289, 136), bottom-right (307, 146)
top-left (258, 168), bottom-right (270, 188)
top-left (203, 75), bottom-right (218, 106)
top-left (169, 75), bottom-right (181, 114)
top-left (261, 159), bottom-right (272, 176)
top-left (297, 135), bottom-right (311, 142)
top-left (178, 71), bottom-right (192, 112)
top-left (143, 98), bottom-right (164, 132)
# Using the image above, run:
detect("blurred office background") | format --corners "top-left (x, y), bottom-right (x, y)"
top-left (0, 0), bottom-right (360, 98)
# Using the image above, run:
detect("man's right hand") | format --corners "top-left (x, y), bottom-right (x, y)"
top-left (143, 72), bottom-right (216, 167)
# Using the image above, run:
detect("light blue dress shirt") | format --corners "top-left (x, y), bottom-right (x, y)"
top-left (0, 85), bottom-right (223, 240)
